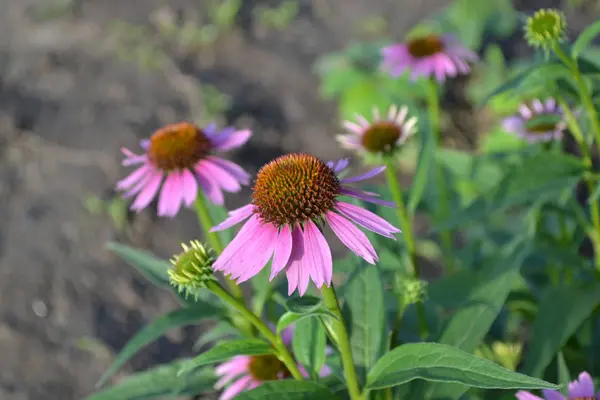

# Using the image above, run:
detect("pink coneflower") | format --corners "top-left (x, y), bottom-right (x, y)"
top-left (337, 105), bottom-right (418, 155)
top-left (516, 371), bottom-right (599, 399)
top-left (214, 326), bottom-right (330, 400)
top-left (116, 122), bottom-right (251, 217)
top-left (381, 34), bottom-right (478, 82)
top-left (211, 153), bottom-right (400, 296)
top-left (502, 98), bottom-right (566, 143)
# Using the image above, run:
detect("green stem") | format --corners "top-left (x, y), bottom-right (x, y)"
top-left (557, 97), bottom-right (600, 272)
top-left (425, 78), bottom-right (454, 272)
top-left (193, 195), bottom-right (244, 300)
top-left (207, 281), bottom-right (304, 381)
top-left (553, 43), bottom-right (600, 146)
top-left (384, 162), bottom-right (428, 340)
top-left (321, 285), bottom-right (363, 400)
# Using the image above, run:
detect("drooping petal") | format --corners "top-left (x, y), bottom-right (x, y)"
top-left (335, 201), bottom-right (400, 239)
top-left (325, 211), bottom-right (378, 264)
top-left (206, 156), bottom-right (250, 185)
top-left (540, 390), bottom-right (565, 400)
top-left (212, 129), bottom-right (252, 151)
top-left (131, 172), bottom-right (163, 211)
top-left (211, 204), bottom-right (255, 232)
top-left (181, 169), bottom-right (198, 206)
top-left (514, 391), bottom-right (543, 400)
top-left (215, 357), bottom-right (250, 389)
top-left (285, 225), bottom-right (311, 296)
top-left (302, 219), bottom-right (333, 288)
top-left (235, 222), bottom-right (279, 283)
top-left (340, 187), bottom-right (396, 207)
top-left (196, 167), bottom-right (224, 205)
top-left (219, 375), bottom-right (253, 400)
top-left (198, 160), bottom-right (242, 192)
top-left (270, 224), bottom-right (293, 280)
top-left (116, 164), bottom-right (151, 190)
top-left (213, 215), bottom-right (263, 273)
top-left (158, 171), bottom-right (184, 217)
top-left (341, 165), bottom-right (386, 184)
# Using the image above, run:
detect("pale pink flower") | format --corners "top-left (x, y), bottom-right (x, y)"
top-left (337, 105), bottom-right (418, 155)
top-left (516, 371), bottom-right (599, 399)
top-left (381, 34), bottom-right (477, 82)
top-left (116, 122), bottom-right (251, 217)
top-left (211, 153), bottom-right (400, 296)
top-left (502, 98), bottom-right (566, 143)
top-left (214, 326), bottom-right (331, 400)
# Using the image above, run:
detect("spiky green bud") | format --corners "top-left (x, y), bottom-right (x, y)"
top-left (394, 275), bottom-right (428, 305)
top-left (524, 9), bottom-right (567, 51)
top-left (168, 241), bottom-right (216, 297)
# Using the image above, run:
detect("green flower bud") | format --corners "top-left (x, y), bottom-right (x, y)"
top-left (168, 241), bottom-right (216, 297)
top-left (524, 9), bottom-right (567, 51)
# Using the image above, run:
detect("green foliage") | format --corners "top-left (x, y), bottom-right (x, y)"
top-left (235, 381), bottom-right (336, 399)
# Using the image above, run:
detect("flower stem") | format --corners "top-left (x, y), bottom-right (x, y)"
top-left (425, 78), bottom-right (454, 273)
top-left (384, 162), bottom-right (428, 340)
top-left (557, 97), bottom-right (600, 272)
top-left (193, 195), bottom-right (244, 300)
top-left (206, 281), bottom-right (304, 381)
top-left (321, 285), bottom-right (363, 400)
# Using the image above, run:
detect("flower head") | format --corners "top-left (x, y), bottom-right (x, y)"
top-left (516, 371), bottom-right (598, 399)
top-left (524, 9), bottom-right (567, 51)
top-left (168, 241), bottom-right (216, 296)
top-left (211, 153), bottom-right (400, 296)
top-left (338, 105), bottom-right (417, 155)
top-left (215, 326), bottom-right (330, 400)
top-left (381, 34), bottom-right (478, 82)
top-left (116, 122), bottom-right (251, 217)
top-left (501, 98), bottom-right (566, 143)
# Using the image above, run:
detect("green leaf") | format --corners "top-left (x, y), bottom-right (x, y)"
top-left (285, 296), bottom-right (322, 314)
top-left (343, 265), bottom-right (385, 383)
top-left (87, 363), bottom-right (216, 400)
top-left (276, 309), bottom-right (338, 334)
top-left (193, 321), bottom-right (239, 351)
top-left (425, 240), bottom-right (529, 399)
top-left (408, 120), bottom-right (435, 214)
top-left (179, 339), bottom-right (274, 374)
top-left (235, 380), bottom-right (335, 399)
top-left (573, 20), bottom-right (600, 59)
top-left (97, 306), bottom-right (223, 387)
top-left (480, 65), bottom-right (537, 105)
top-left (557, 351), bottom-right (570, 396)
top-left (106, 242), bottom-right (170, 287)
top-left (292, 316), bottom-right (327, 379)
top-left (522, 284), bottom-right (600, 377)
top-left (365, 342), bottom-right (560, 391)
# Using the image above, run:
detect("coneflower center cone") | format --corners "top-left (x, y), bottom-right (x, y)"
top-left (361, 122), bottom-right (402, 153)
top-left (248, 355), bottom-right (289, 381)
top-left (407, 34), bottom-right (444, 58)
top-left (147, 122), bottom-right (212, 171)
top-left (252, 153), bottom-right (341, 226)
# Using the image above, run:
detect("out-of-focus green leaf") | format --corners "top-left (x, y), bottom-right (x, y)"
top-left (235, 381), bottom-right (336, 399)
top-left (573, 20), bottom-right (600, 59)
top-left (179, 339), bottom-right (275, 373)
top-left (292, 316), bottom-right (327, 379)
top-left (106, 243), bottom-right (170, 287)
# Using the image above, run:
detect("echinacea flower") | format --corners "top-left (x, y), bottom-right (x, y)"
top-left (502, 98), bottom-right (566, 143)
top-left (381, 34), bottom-right (478, 82)
top-left (337, 105), bottom-right (418, 155)
top-left (516, 371), bottom-right (599, 399)
top-left (215, 326), bottom-right (330, 400)
top-left (117, 122), bottom-right (251, 217)
top-left (211, 153), bottom-right (400, 296)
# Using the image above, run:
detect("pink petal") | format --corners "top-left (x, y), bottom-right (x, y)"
top-left (122, 154), bottom-right (147, 167)
top-left (198, 160), bottom-right (242, 192)
top-left (124, 171), bottom-right (156, 199)
top-left (158, 172), bottom-right (184, 217)
top-left (285, 225), bottom-right (311, 296)
top-left (302, 219), bottom-right (333, 288)
top-left (325, 211), bottom-right (378, 264)
top-left (270, 224), bottom-right (293, 280)
top-left (116, 164), bottom-right (151, 191)
top-left (280, 325), bottom-right (294, 346)
top-left (214, 215), bottom-right (263, 273)
top-left (196, 168), bottom-right (224, 205)
top-left (340, 187), bottom-right (396, 207)
top-left (211, 204), bottom-right (255, 232)
top-left (569, 372), bottom-right (595, 397)
top-left (341, 166), bottom-right (386, 184)
top-left (336, 201), bottom-right (400, 238)
top-left (131, 172), bottom-right (163, 211)
top-left (515, 391), bottom-right (543, 400)
top-left (343, 121), bottom-right (364, 134)
top-left (212, 129), bottom-right (252, 151)
top-left (181, 169), bottom-right (198, 206)
top-left (235, 223), bottom-right (279, 283)
top-left (219, 375), bottom-right (253, 400)
top-left (540, 390), bottom-right (565, 400)
top-left (215, 356), bottom-right (250, 376)
top-left (206, 156), bottom-right (250, 185)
